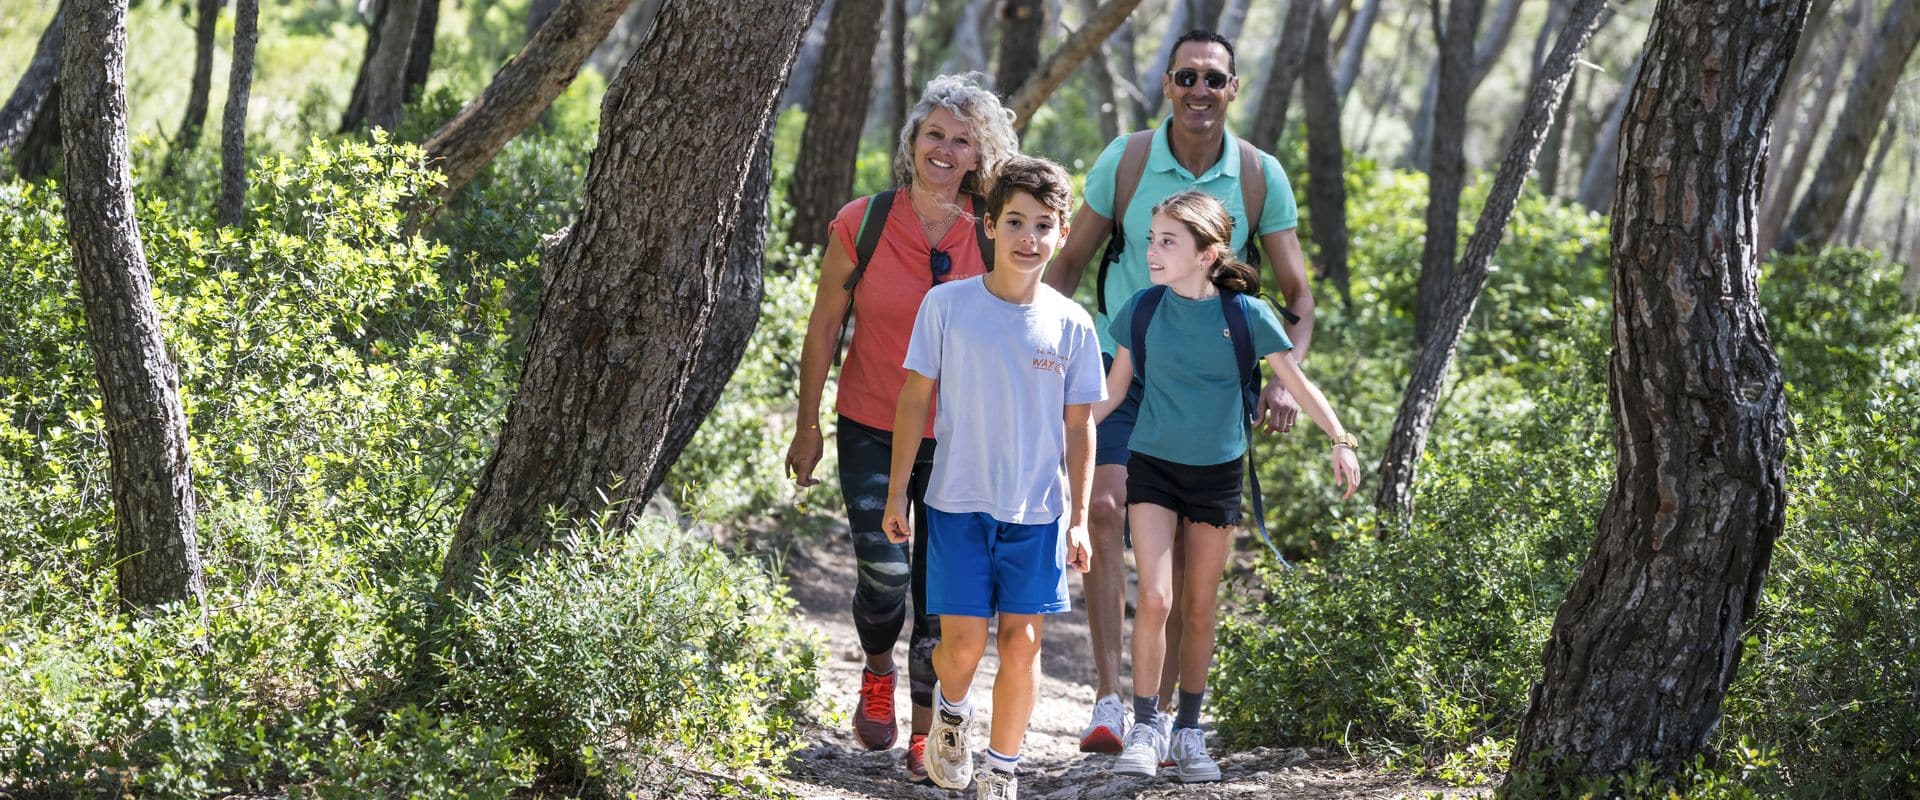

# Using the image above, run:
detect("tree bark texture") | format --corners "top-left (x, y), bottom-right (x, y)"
top-left (439, 0), bottom-right (820, 595)
top-left (0, 1), bottom-right (65, 154)
top-left (778, 0), bottom-right (834, 110)
top-left (217, 0), bottom-right (257, 229)
top-left (1841, 111), bottom-right (1895, 245)
top-left (995, 0), bottom-right (1045, 93)
top-left (363, 0), bottom-right (423, 131)
top-left (1536, 68), bottom-right (1573, 196)
top-left (1250, 0), bottom-right (1316, 151)
top-left (1778, 0), bottom-right (1920, 251)
top-left (60, 0), bottom-right (207, 611)
top-left (1576, 49), bottom-right (1644, 213)
top-left (13, 82), bottom-right (62, 179)
top-left (786, 0), bottom-right (885, 252)
top-left (526, 0), bottom-right (560, 41)
top-left (422, 0), bottom-right (631, 201)
top-left (1403, 0), bottom-right (1522, 170)
top-left (1507, 0), bottom-right (1804, 784)
top-left (1331, 0), bottom-right (1381, 100)
top-left (587, 0), bottom-right (669, 84)
top-left (1374, 0), bottom-right (1606, 526)
top-left (162, 0), bottom-right (223, 177)
top-left (1006, 0), bottom-right (1143, 134)
top-left (1301, 0), bottom-right (1351, 303)
top-left (404, 0), bottom-right (437, 104)
top-left (1412, 0), bottom-right (1484, 347)
top-left (1757, 0), bottom-right (1865, 251)
top-left (889, 0), bottom-right (910, 177)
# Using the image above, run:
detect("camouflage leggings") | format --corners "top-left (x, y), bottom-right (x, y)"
top-left (837, 416), bottom-right (940, 709)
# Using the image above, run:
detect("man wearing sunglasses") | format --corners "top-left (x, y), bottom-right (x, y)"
top-left (1042, 28), bottom-right (1318, 767)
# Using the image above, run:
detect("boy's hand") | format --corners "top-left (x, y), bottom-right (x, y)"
top-left (882, 496), bottom-right (912, 544)
top-left (1332, 445), bottom-right (1361, 500)
top-left (1065, 523), bottom-right (1091, 572)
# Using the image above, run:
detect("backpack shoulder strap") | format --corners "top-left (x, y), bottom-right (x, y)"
top-left (1221, 289), bottom-right (1289, 568)
top-left (836, 190), bottom-right (896, 365)
top-left (1097, 131), bottom-right (1157, 315)
top-left (970, 194), bottom-right (993, 271)
top-left (1237, 139), bottom-right (1265, 237)
top-left (1129, 285), bottom-right (1170, 381)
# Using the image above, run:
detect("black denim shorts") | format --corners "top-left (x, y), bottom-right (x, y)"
top-left (1125, 451), bottom-right (1244, 528)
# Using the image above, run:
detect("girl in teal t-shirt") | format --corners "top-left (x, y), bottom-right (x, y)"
top-left (1091, 191), bottom-right (1361, 783)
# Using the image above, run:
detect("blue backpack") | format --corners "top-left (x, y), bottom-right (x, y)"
top-left (1129, 284), bottom-right (1289, 567)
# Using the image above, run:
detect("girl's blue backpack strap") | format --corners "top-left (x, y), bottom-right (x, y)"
top-left (1219, 289), bottom-right (1289, 569)
top-left (1129, 284), bottom-right (1169, 379)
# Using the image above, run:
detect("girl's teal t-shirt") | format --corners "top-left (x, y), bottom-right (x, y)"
top-left (1108, 288), bottom-right (1293, 466)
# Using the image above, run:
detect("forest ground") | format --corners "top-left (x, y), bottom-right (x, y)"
top-left (765, 523), bottom-right (1489, 799)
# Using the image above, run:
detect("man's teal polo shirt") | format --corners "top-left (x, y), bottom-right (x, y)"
top-left (1082, 120), bottom-right (1300, 355)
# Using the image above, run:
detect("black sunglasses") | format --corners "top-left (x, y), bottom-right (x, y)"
top-left (930, 248), bottom-right (953, 282)
top-left (1170, 68), bottom-right (1233, 90)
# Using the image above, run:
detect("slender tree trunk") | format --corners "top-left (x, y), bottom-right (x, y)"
top-left (588, 0), bottom-right (669, 83)
top-left (1136, 0), bottom-right (1194, 120)
top-left (1898, 141), bottom-right (1917, 262)
top-left (340, 0), bottom-right (382, 131)
top-left (1758, 0), bottom-right (1868, 251)
top-left (1007, 0), bottom-right (1144, 133)
top-left (343, 0), bottom-right (423, 132)
top-left (439, 0), bottom-right (821, 595)
top-left (1358, 0), bottom-right (1421, 152)
top-left (1, 2), bottom-right (66, 159)
top-left (996, 0), bottom-right (1046, 93)
top-left (217, 0), bottom-right (258, 229)
top-left (941, 0), bottom-right (995, 78)
top-left (421, 0), bottom-right (632, 202)
top-left (1536, 67), bottom-right (1574, 197)
top-left (1374, 0), bottom-right (1606, 526)
top-left (162, 0), bottom-right (222, 177)
top-left (1331, 0), bottom-right (1381, 100)
top-left (1403, 0), bottom-right (1522, 169)
top-left (13, 82), bottom-right (62, 179)
top-left (1250, 0), bottom-right (1317, 151)
top-left (889, 0), bottom-right (911, 177)
top-left (1302, 0), bottom-right (1351, 303)
top-left (61, 0), bottom-right (207, 612)
top-left (1779, 0), bottom-right (1920, 251)
top-left (1575, 49), bottom-right (1644, 213)
top-left (526, 0), bottom-right (559, 40)
top-left (404, 0), bottom-right (436, 104)
top-left (1505, 0), bottom-right (1804, 786)
top-left (1218, 0), bottom-right (1252, 41)
top-left (1841, 113), bottom-right (1895, 246)
top-left (1528, 0), bottom-right (1568, 75)
top-left (787, 0), bottom-right (885, 251)
top-left (1413, 0), bottom-right (1484, 346)
top-left (1083, 0), bottom-right (1122, 141)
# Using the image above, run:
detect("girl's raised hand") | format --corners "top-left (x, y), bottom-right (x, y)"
top-left (1332, 444), bottom-right (1362, 500)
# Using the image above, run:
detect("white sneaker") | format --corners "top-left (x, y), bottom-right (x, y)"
top-left (926, 682), bottom-right (975, 790)
top-left (1156, 713), bottom-right (1174, 767)
top-left (1112, 716), bottom-right (1165, 777)
top-left (976, 767), bottom-right (1017, 800)
top-left (1078, 693), bottom-right (1128, 753)
top-left (1169, 726), bottom-right (1221, 783)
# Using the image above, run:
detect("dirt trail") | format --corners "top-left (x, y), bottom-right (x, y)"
top-left (771, 528), bottom-right (1486, 799)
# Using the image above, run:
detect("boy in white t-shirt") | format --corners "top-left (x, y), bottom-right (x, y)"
top-left (883, 156), bottom-right (1107, 800)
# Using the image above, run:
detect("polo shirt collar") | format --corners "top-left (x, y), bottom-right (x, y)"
top-left (1149, 117), bottom-right (1241, 182)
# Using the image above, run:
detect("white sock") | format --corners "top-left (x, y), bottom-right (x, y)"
top-left (937, 687), bottom-right (972, 720)
top-left (985, 747), bottom-right (1019, 774)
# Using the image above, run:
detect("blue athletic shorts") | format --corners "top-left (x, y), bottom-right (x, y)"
top-left (925, 507), bottom-right (1071, 617)
top-left (1096, 352), bottom-right (1143, 467)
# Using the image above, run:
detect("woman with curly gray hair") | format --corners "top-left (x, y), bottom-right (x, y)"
top-left (785, 72), bottom-right (1018, 785)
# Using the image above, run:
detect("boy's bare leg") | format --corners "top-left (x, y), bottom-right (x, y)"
top-left (990, 612), bottom-right (1048, 756)
top-left (935, 615), bottom-right (991, 704)
top-left (1085, 464), bottom-right (1129, 698)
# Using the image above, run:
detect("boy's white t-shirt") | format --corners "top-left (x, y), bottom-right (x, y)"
top-left (903, 276), bottom-right (1108, 525)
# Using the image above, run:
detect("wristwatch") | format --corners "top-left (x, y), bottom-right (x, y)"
top-left (1332, 433), bottom-right (1359, 451)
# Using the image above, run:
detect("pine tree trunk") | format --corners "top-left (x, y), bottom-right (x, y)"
top-left (1778, 0), bottom-right (1920, 251)
top-left (439, 0), bottom-right (820, 595)
top-left (1575, 49), bottom-right (1643, 213)
top-left (1301, 0), bottom-right (1350, 303)
top-left (786, 0), bottom-right (884, 251)
top-left (1536, 68), bottom-right (1573, 197)
top-left (1006, 0), bottom-right (1143, 133)
top-left (343, 0), bottom-right (423, 132)
top-left (587, 0), bottom-right (669, 84)
top-left (1331, 0), bottom-right (1381, 100)
top-left (1413, 0), bottom-right (1484, 346)
top-left (1250, 0), bottom-right (1316, 151)
top-left (162, 0), bottom-right (222, 177)
top-left (1841, 114), bottom-right (1895, 246)
top-left (1757, 0), bottom-right (1866, 251)
top-left (1218, 0), bottom-right (1251, 41)
top-left (889, 0), bottom-right (911, 177)
top-left (526, 0), bottom-right (559, 41)
top-left (422, 0), bottom-right (631, 201)
top-left (216, 0), bottom-right (257, 228)
top-left (996, 0), bottom-right (1045, 94)
top-left (1404, 0), bottom-right (1523, 169)
top-left (404, 0), bottom-right (436, 104)
top-left (13, 82), bottom-right (61, 179)
top-left (1357, 0), bottom-right (1421, 152)
top-left (1505, 0), bottom-right (1804, 785)
top-left (0, 1), bottom-right (65, 154)
top-left (1136, 0), bottom-right (1194, 120)
top-left (1374, 0), bottom-right (1606, 526)
top-left (60, 0), bottom-right (207, 612)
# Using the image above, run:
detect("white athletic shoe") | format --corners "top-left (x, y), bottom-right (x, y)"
top-left (1079, 693), bottom-right (1128, 753)
top-left (1157, 713), bottom-right (1175, 767)
top-left (976, 767), bottom-right (1017, 800)
top-left (1169, 726), bottom-right (1221, 783)
top-left (1112, 716), bottom-right (1165, 777)
top-left (926, 682), bottom-right (975, 790)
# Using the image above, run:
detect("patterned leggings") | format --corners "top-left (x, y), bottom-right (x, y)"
top-left (837, 416), bottom-right (940, 709)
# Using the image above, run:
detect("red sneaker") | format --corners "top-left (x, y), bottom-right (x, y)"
top-left (853, 668), bottom-right (898, 750)
top-left (905, 733), bottom-right (930, 783)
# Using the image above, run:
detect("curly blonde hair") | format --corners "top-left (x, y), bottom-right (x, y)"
top-left (893, 72), bottom-right (1020, 198)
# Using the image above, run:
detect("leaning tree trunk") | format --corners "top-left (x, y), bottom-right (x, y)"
top-left (1778, 0), bottom-right (1920, 251)
top-left (403, 0), bottom-right (437, 104)
top-left (1331, 0), bottom-right (1381, 100)
top-left (1505, 0), bottom-right (1804, 786)
top-left (888, 0), bottom-right (910, 178)
top-left (1135, 0), bottom-right (1195, 120)
top-left (1300, 0), bottom-right (1351, 303)
top-left (786, 0), bottom-right (884, 252)
top-left (0, 1), bottom-right (65, 155)
top-left (1841, 112), bottom-right (1896, 245)
top-left (1757, 0), bottom-right (1865, 252)
top-left (61, 0), bottom-right (207, 612)
top-left (995, 0), bottom-right (1045, 94)
top-left (1575, 49), bottom-right (1644, 213)
top-left (1249, 0), bottom-right (1316, 151)
top-left (439, 0), bottom-right (820, 595)
top-left (1403, 0), bottom-right (1522, 169)
top-left (162, 0), bottom-right (222, 177)
top-left (216, 0), bottom-right (257, 229)
top-left (1412, 0), bottom-right (1484, 347)
top-left (342, 0), bottom-right (424, 133)
top-left (13, 82), bottom-right (62, 179)
top-left (1006, 0), bottom-right (1143, 134)
top-left (422, 0), bottom-right (632, 202)
top-left (1374, 0), bottom-right (1607, 527)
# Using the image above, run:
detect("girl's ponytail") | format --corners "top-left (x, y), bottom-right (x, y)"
top-left (1151, 190), bottom-right (1264, 295)
top-left (1210, 256), bottom-right (1261, 295)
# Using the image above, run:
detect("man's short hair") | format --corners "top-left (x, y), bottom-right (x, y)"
top-left (987, 156), bottom-right (1074, 220)
top-left (1167, 29), bottom-right (1236, 74)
